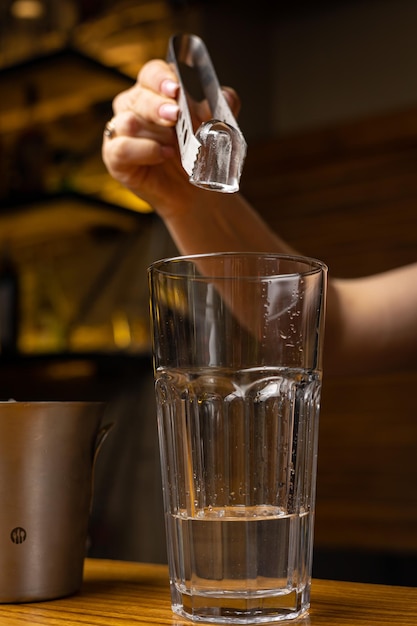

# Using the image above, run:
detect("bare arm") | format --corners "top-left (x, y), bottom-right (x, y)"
top-left (325, 265), bottom-right (417, 375)
top-left (102, 59), bottom-right (417, 376)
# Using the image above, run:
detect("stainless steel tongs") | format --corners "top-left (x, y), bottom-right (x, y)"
top-left (167, 33), bottom-right (247, 193)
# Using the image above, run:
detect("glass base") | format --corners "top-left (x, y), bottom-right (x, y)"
top-left (171, 585), bottom-right (310, 624)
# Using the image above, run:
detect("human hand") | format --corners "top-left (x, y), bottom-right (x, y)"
top-left (102, 58), bottom-right (240, 218)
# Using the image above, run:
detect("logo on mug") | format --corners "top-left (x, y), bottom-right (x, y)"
top-left (11, 527), bottom-right (27, 544)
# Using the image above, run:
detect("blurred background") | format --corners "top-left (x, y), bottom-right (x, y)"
top-left (1, 0), bottom-right (417, 584)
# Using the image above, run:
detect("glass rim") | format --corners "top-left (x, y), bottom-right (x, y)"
top-left (148, 251), bottom-right (328, 279)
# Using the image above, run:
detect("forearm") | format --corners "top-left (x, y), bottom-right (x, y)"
top-left (324, 264), bottom-right (417, 375)
top-left (161, 187), bottom-right (298, 256)
top-left (158, 185), bottom-right (417, 376)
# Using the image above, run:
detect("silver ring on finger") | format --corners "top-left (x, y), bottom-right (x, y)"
top-left (104, 118), bottom-right (117, 140)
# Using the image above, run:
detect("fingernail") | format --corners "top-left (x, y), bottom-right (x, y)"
top-left (159, 102), bottom-right (180, 121)
top-left (161, 79), bottom-right (179, 98)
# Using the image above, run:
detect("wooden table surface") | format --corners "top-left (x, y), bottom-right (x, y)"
top-left (0, 558), bottom-right (415, 625)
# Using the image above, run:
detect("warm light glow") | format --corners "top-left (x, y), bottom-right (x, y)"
top-left (11, 0), bottom-right (44, 20)
top-left (112, 311), bottom-right (132, 349)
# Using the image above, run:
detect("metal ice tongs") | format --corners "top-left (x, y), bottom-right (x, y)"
top-left (167, 33), bottom-right (247, 193)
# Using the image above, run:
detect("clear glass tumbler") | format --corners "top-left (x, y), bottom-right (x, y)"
top-left (148, 252), bottom-right (327, 623)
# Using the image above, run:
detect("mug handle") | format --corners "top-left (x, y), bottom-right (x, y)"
top-left (90, 422), bottom-right (114, 514)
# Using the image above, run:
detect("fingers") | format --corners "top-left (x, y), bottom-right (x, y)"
top-left (102, 60), bottom-right (181, 181)
top-left (103, 109), bottom-right (172, 145)
top-left (113, 59), bottom-right (180, 127)
top-left (138, 59), bottom-right (179, 97)
top-left (102, 110), bottom-right (176, 177)
top-left (113, 58), bottom-right (240, 129)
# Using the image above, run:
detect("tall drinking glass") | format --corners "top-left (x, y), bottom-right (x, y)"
top-left (148, 252), bottom-right (327, 623)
